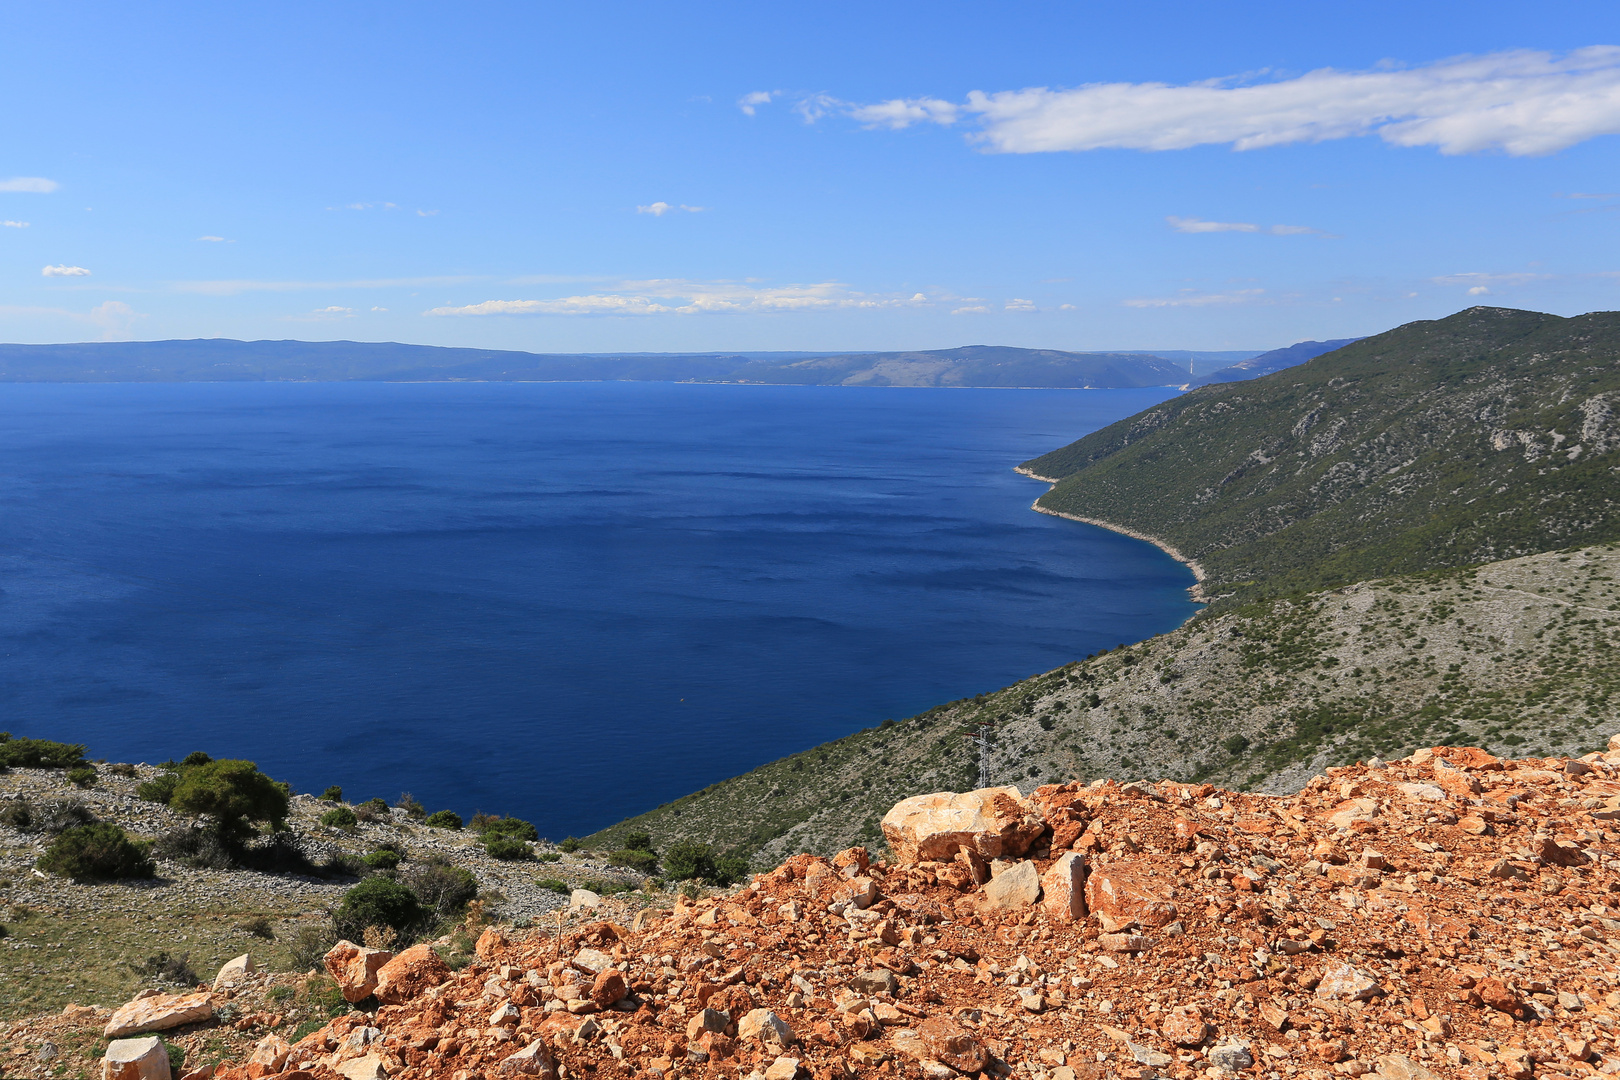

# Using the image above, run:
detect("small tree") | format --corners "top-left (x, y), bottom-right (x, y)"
top-left (424, 810), bottom-right (462, 830)
top-left (479, 817), bottom-right (538, 842)
top-left (169, 759), bottom-right (290, 841)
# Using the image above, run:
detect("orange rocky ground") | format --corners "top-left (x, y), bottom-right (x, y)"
top-left (140, 742), bottom-right (1620, 1079)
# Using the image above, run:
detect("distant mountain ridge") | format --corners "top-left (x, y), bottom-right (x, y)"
top-left (0, 339), bottom-right (1252, 388)
top-left (1188, 337), bottom-right (1362, 386)
top-left (1022, 306), bottom-right (1620, 605)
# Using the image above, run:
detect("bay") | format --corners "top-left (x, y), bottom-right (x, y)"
top-left (0, 381), bottom-right (1193, 837)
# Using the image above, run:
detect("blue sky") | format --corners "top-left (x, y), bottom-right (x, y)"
top-left (5, 1), bottom-right (1620, 352)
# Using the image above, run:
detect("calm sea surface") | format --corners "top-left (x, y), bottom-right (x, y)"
top-left (0, 381), bottom-right (1193, 837)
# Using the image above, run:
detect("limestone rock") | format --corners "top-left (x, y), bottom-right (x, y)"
top-left (979, 859), bottom-right (1041, 910)
top-left (1040, 851), bottom-right (1086, 921)
top-left (880, 786), bottom-right (1046, 866)
top-left (1375, 1056), bottom-right (1441, 1080)
top-left (849, 969), bottom-right (898, 996)
top-left (213, 953), bottom-right (254, 991)
top-left (1208, 1040), bottom-right (1253, 1073)
top-left (248, 1035), bottom-right (290, 1073)
top-left (573, 947), bottom-right (613, 973)
top-left (570, 889), bottom-right (601, 911)
top-left (1083, 860), bottom-right (1178, 930)
top-left (917, 1016), bottom-right (986, 1074)
top-left (590, 968), bottom-right (628, 1008)
top-left (335, 1054), bottom-right (389, 1080)
top-left (1161, 1007), bottom-right (1211, 1047)
top-left (374, 943), bottom-right (452, 1005)
top-left (476, 926), bottom-right (507, 959)
top-left (102, 1037), bottom-right (170, 1080)
top-left (738, 1008), bottom-right (795, 1049)
top-left (323, 940), bottom-right (393, 1003)
top-left (496, 1039), bottom-right (557, 1080)
top-left (1315, 962), bottom-right (1381, 1002)
top-left (764, 1057), bottom-right (802, 1080)
top-left (104, 992), bottom-right (214, 1039)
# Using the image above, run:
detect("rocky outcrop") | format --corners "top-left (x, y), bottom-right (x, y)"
top-left (203, 742), bottom-right (1620, 1080)
top-left (101, 1037), bottom-right (170, 1080)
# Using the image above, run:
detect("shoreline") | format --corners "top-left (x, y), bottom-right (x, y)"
top-left (1014, 465), bottom-right (1209, 603)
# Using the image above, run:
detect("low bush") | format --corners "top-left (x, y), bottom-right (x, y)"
top-left (395, 792), bottom-right (425, 819)
top-left (608, 848), bottom-right (658, 873)
top-left (535, 852), bottom-right (562, 863)
top-left (359, 797), bottom-right (389, 814)
top-left (0, 800), bottom-right (34, 832)
top-left (0, 733), bottom-right (87, 769)
top-left (297, 972), bottom-right (350, 1019)
top-left (239, 916), bottom-right (276, 940)
top-left (468, 811), bottom-right (499, 832)
top-left (536, 878), bottom-right (569, 894)
top-left (402, 859), bottom-right (477, 916)
top-left (362, 849), bottom-right (401, 872)
top-left (155, 826), bottom-right (235, 870)
top-left (238, 832), bottom-right (322, 876)
top-left (127, 950), bottom-right (200, 987)
top-left (333, 876), bottom-right (426, 945)
top-left (320, 786), bottom-right (343, 802)
top-left (38, 823), bottom-right (154, 880)
top-left (287, 923), bottom-right (339, 974)
top-left (424, 810), bottom-right (462, 830)
top-left (558, 837), bottom-right (582, 853)
top-left (484, 836), bottom-right (534, 861)
top-left (320, 806), bottom-right (358, 830)
top-left (170, 759), bottom-right (290, 840)
top-left (37, 799), bottom-right (97, 835)
top-left (136, 772), bottom-right (180, 804)
top-left (320, 852), bottom-right (367, 879)
top-left (480, 816), bottom-right (538, 842)
top-left (66, 764), bottom-right (97, 788)
top-left (661, 840), bottom-right (749, 885)
top-left (106, 762), bottom-right (137, 778)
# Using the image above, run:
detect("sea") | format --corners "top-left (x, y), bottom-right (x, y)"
top-left (0, 381), bottom-right (1195, 838)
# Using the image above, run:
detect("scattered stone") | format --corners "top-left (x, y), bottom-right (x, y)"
top-left (323, 940), bottom-right (393, 1003)
top-left (104, 992), bottom-right (214, 1039)
top-left (1039, 851), bottom-right (1086, 922)
top-left (880, 786), bottom-right (1046, 864)
top-left (102, 1036), bottom-right (170, 1080)
top-left (213, 953), bottom-right (255, 990)
top-left (373, 943), bottom-right (452, 1004)
top-left (979, 859), bottom-right (1041, 910)
top-left (569, 889), bottom-right (601, 911)
top-left (1315, 962), bottom-right (1382, 1002)
top-left (738, 1009), bottom-right (795, 1049)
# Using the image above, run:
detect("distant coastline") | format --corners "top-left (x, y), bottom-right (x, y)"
top-left (1015, 465), bottom-right (1208, 603)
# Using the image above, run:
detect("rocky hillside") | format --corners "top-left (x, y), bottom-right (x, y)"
top-left (1023, 306), bottom-right (1620, 606)
top-left (589, 543), bottom-right (1619, 864)
top-left (176, 740), bottom-right (1620, 1080)
top-left (727, 346), bottom-right (1191, 388)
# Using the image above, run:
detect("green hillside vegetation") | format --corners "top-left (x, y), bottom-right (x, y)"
top-left (588, 542), bottom-right (1620, 864)
top-left (1022, 307), bottom-right (1620, 606)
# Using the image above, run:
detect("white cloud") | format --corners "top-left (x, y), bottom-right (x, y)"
top-left (0, 177), bottom-right (59, 193)
top-left (2, 220), bottom-right (27, 228)
top-left (950, 305), bottom-right (991, 315)
top-left (1059, 303), bottom-right (1077, 310)
top-left (197, 235), bottom-right (227, 242)
top-left (371, 306), bottom-right (388, 312)
top-left (832, 48), bottom-right (1620, 156)
top-left (330, 201), bottom-right (400, 211)
top-left (1123, 288), bottom-right (1266, 308)
top-left (86, 300), bottom-right (142, 339)
top-left (283, 305), bottom-right (358, 322)
top-left (172, 275), bottom-right (475, 296)
top-left (738, 90), bottom-right (776, 116)
top-left (1005, 298), bottom-right (1037, 311)
top-left (1469, 286), bottom-right (1491, 295)
top-left (636, 202), bottom-right (705, 216)
top-left (42, 264), bottom-right (90, 277)
top-left (427, 280), bottom-right (933, 317)
top-left (1431, 271), bottom-right (1552, 288)
top-left (416, 209), bottom-right (439, 217)
top-left (1167, 215), bottom-right (1336, 237)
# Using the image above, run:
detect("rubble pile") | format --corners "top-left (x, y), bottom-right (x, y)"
top-left (167, 742), bottom-right (1620, 1078)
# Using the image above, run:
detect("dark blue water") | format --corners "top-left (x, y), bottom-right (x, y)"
top-left (0, 381), bottom-right (1193, 837)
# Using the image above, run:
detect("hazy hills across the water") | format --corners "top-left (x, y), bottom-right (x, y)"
top-left (587, 542), bottom-right (1620, 861)
top-left (1187, 337), bottom-right (1362, 386)
top-left (1023, 306), bottom-right (1620, 606)
top-left (0, 339), bottom-right (1267, 388)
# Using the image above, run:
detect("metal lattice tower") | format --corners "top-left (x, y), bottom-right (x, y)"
top-left (968, 721), bottom-right (994, 789)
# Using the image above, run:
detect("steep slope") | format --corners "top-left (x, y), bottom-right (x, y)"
top-left (1022, 307), bottom-right (1620, 605)
top-left (1187, 337), bottom-right (1361, 386)
top-left (589, 543), bottom-right (1620, 863)
top-left (728, 346), bottom-right (1192, 388)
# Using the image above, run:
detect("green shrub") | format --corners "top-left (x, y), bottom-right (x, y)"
top-left (661, 840), bottom-right (749, 885)
top-left (239, 917), bottom-right (276, 940)
top-left (155, 826), bottom-right (235, 869)
top-left (480, 817), bottom-right (538, 842)
top-left (319, 786), bottom-right (343, 803)
top-left (320, 806), bottom-right (358, 830)
top-left (180, 751), bottom-right (212, 767)
top-left (485, 836), bottom-right (534, 861)
top-left (170, 759), bottom-right (290, 839)
top-left (290, 1018), bottom-right (327, 1043)
top-left (536, 878), bottom-right (569, 894)
top-left (608, 848), bottom-right (658, 873)
top-left (535, 852), bottom-right (562, 863)
top-left (0, 733), bottom-right (87, 769)
top-left (360, 797), bottom-right (389, 814)
top-left (362, 849), bottom-right (401, 872)
top-left (159, 1038), bottom-right (186, 1074)
top-left (333, 876), bottom-right (425, 944)
top-left (402, 859), bottom-right (477, 916)
top-left (0, 801), bottom-right (34, 831)
top-left (38, 824), bottom-right (154, 880)
top-left (107, 763), bottom-right (137, 778)
top-left (711, 855), bottom-right (750, 886)
top-left (287, 924), bottom-right (339, 973)
top-left (1223, 734), bottom-right (1251, 756)
top-left (424, 810), bottom-right (462, 830)
top-left (66, 765), bottom-right (97, 788)
top-left (395, 792), bottom-right (425, 819)
top-left (136, 773), bottom-right (180, 804)
top-left (622, 831), bottom-right (653, 852)
top-left (558, 836), bottom-right (582, 853)
top-left (37, 799), bottom-right (96, 835)
top-left (127, 951), bottom-right (199, 987)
